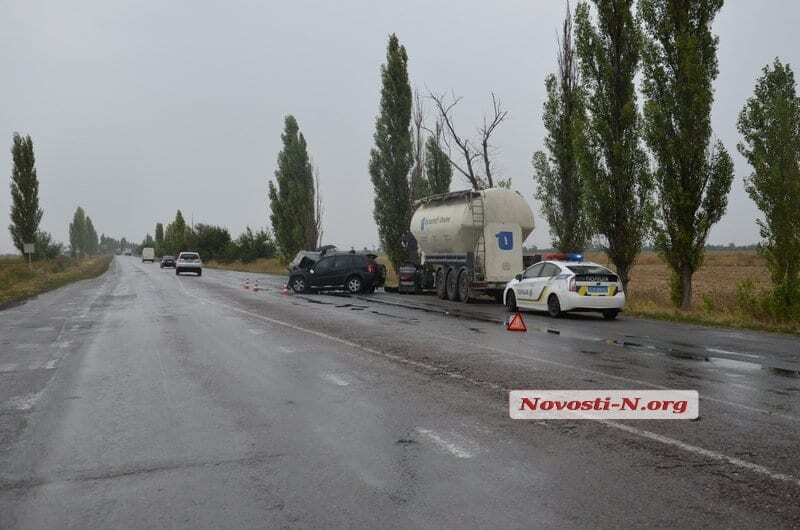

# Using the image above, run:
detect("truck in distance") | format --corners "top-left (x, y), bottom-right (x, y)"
top-left (141, 247), bottom-right (155, 263)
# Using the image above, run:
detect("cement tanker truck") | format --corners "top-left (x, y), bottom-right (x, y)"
top-left (409, 188), bottom-right (535, 303)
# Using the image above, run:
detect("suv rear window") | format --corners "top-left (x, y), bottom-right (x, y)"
top-left (180, 253), bottom-right (199, 260)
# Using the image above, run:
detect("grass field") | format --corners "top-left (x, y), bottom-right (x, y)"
top-left (583, 250), bottom-right (798, 333)
top-left (0, 255), bottom-right (113, 307)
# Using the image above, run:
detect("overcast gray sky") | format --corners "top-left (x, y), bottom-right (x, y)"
top-left (3, 0), bottom-right (799, 254)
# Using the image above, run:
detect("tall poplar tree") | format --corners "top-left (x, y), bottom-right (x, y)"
top-left (640, 0), bottom-right (734, 309)
top-left (533, 2), bottom-right (592, 253)
top-left (69, 207), bottom-right (87, 257)
top-left (163, 210), bottom-right (188, 256)
top-left (8, 133), bottom-right (43, 254)
top-left (268, 115), bottom-right (318, 259)
top-left (575, 0), bottom-right (654, 293)
top-left (85, 216), bottom-right (99, 255)
top-left (369, 34), bottom-right (413, 269)
top-left (155, 222), bottom-right (164, 254)
top-left (738, 59), bottom-right (800, 314)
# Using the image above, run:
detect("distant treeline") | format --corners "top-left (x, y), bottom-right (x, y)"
top-left (140, 210), bottom-right (276, 263)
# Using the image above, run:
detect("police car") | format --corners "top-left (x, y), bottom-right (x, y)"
top-left (503, 254), bottom-right (625, 320)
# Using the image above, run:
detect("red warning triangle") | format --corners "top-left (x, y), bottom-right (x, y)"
top-left (507, 312), bottom-right (527, 332)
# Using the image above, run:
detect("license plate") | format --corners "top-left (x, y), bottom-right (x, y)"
top-left (588, 285), bottom-right (608, 295)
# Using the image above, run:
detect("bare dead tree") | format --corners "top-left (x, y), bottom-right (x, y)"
top-left (479, 92), bottom-right (509, 186)
top-left (428, 90), bottom-right (509, 190)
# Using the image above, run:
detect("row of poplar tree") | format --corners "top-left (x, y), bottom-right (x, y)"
top-left (7, 133), bottom-right (117, 259)
top-left (268, 34), bottom-right (457, 268)
top-left (366, 0), bottom-right (799, 315)
top-left (531, 0), bottom-right (799, 315)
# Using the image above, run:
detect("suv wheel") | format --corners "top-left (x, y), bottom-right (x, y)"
top-left (547, 294), bottom-right (562, 318)
top-left (346, 275), bottom-right (363, 294)
top-left (290, 276), bottom-right (306, 293)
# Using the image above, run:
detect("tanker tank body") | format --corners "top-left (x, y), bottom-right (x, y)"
top-left (409, 187), bottom-right (535, 303)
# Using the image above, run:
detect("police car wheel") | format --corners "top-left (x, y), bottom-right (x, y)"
top-left (506, 291), bottom-right (517, 312)
top-left (547, 294), bottom-right (562, 318)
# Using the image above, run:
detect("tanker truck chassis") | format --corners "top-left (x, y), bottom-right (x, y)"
top-left (408, 188), bottom-right (535, 304)
top-left (418, 253), bottom-right (504, 302)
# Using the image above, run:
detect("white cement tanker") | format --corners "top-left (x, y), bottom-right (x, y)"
top-left (409, 188), bottom-right (535, 302)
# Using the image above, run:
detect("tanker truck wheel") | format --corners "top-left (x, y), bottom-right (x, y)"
top-left (446, 267), bottom-right (459, 301)
top-left (435, 268), bottom-right (447, 299)
top-left (457, 268), bottom-right (471, 303)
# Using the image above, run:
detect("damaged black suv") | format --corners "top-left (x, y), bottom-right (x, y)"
top-left (288, 253), bottom-right (385, 294)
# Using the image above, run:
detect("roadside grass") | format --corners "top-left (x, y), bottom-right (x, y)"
top-left (204, 258), bottom-right (287, 276)
top-left (0, 255), bottom-right (113, 307)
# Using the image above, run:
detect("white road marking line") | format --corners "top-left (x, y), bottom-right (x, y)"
top-left (0, 363), bottom-right (18, 373)
top-left (278, 346), bottom-right (294, 353)
top-left (433, 333), bottom-right (800, 423)
top-left (322, 374), bottom-right (350, 386)
top-left (175, 278), bottom-right (503, 394)
top-left (416, 428), bottom-right (474, 459)
top-left (706, 347), bottom-right (761, 359)
top-left (248, 329), bottom-right (264, 335)
top-left (602, 420), bottom-right (800, 487)
top-left (175, 279), bottom-right (800, 486)
top-left (42, 359), bottom-right (58, 370)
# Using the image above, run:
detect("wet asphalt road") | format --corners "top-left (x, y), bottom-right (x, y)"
top-left (1, 256), bottom-right (799, 529)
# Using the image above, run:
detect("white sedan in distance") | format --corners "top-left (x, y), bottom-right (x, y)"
top-left (503, 258), bottom-right (625, 320)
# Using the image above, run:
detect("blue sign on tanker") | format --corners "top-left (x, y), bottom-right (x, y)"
top-left (496, 231), bottom-right (513, 251)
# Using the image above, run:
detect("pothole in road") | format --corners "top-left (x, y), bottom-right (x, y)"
top-left (370, 310), bottom-right (419, 322)
top-left (667, 350), bottom-right (709, 362)
top-left (767, 367), bottom-right (800, 379)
